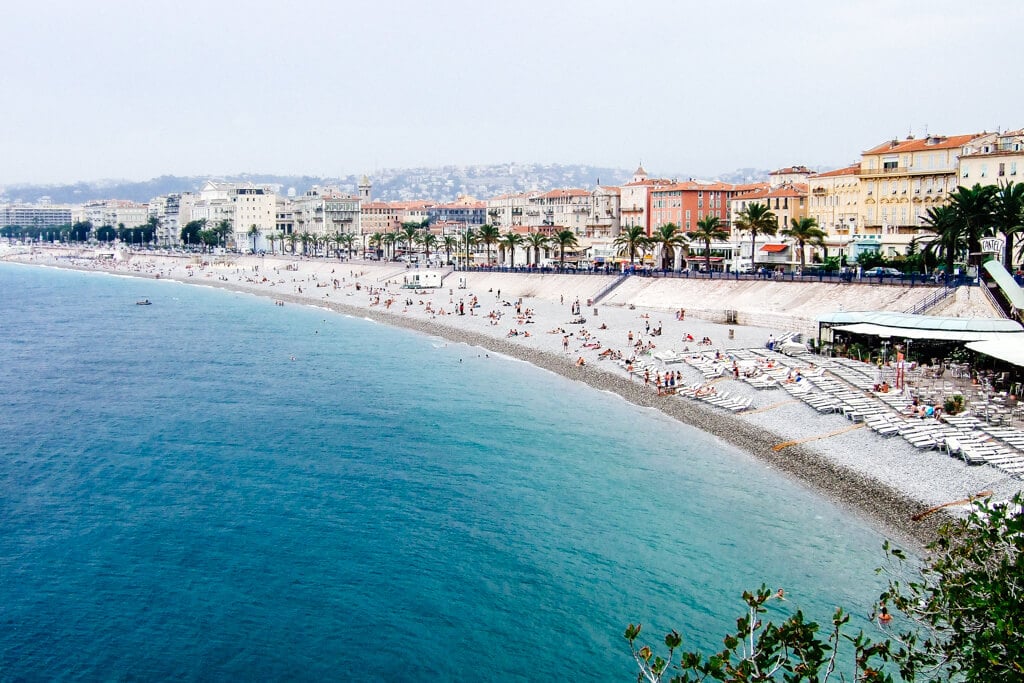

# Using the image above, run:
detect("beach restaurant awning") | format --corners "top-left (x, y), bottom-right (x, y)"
top-left (965, 339), bottom-right (1024, 367)
top-left (760, 244), bottom-right (788, 253)
top-left (832, 323), bottom-right (1018, 342)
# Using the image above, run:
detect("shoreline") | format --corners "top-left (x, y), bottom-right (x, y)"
top-left (6, 249), bottom-right (1019, 551)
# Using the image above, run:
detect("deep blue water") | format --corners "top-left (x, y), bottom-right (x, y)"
top-left (0, 263), bottom-right (890, 680)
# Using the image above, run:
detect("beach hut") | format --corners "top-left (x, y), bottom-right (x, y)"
top-left (401, 271), bottom-right (444, 289)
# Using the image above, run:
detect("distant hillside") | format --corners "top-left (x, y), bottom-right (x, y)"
top-left (0, 163), bottom-right (775, 205)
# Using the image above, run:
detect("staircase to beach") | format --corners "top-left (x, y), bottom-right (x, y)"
top-left (589, 273), bottom-right (629, 306)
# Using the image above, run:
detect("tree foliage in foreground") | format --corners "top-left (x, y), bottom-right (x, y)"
top-left (626, 492), bottom-right (1023, 682)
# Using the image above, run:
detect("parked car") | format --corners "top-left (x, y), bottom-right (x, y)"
top-left (863, 267), bottom-right (902, 277)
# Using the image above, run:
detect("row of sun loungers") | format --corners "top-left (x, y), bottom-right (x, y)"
top-left (647, 347), bottom-right (1024, 478)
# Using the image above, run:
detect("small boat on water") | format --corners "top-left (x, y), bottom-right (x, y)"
top-left (136, 299), bottom-right (152, 305)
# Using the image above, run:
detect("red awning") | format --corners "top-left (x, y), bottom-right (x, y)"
top-left (760, 244), bottom-right (788, 253)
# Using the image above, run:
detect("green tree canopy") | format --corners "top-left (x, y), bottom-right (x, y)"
top-left (782, 216), bottom-right (826, 270)
top-left (614, 225), bottom-right (649, 265)
top-left (652, 223), bottom-right (687, 271)
top-left (627, 492), bottom-right (1024, 682)
top-left (688, 216), bottom-right (729, 273)
top-left (735, 202), bottom-right (777, 268)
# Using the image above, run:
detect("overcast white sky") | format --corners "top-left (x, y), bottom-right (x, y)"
top-left (2, 0), bottom-right (1021, 185)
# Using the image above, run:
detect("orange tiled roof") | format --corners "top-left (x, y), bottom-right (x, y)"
top-left (537, 188), bottom-right (591, 199)
top-left (651, 181), bottom-right (738, 193)
top-left (862, 133), bottom-right (980, 155)
top-left (810, 163), bottom-right (861, 179)
top-left (769, 165), bottom-right (811, 175)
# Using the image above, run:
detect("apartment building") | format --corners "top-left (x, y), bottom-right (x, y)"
top-left (958, 129), bottom-right (1024, 187)
top-left (586, 186), bottom-right (621, 238)
top-left (75, 200), bottom-right (150, 230)
top-left (650, 180), bottom-right (735, 233)
top-left (521, 189), bottom-right (591, 233)
top-left (619, 165), bottom-right (673, 235)
top-left (147, 193), bottom-right (181, 246)
top-left (428, 197), bottom-right (486, 228)
top-left (290, 187), bottom-right (361, 241)
top-left (1, 203), bottom-right (74, 228)
top-left (485, 192), bottom-right (536, 231)
top-left (858, 133), bottom-right (979, 250)
top-left (807, 164), bottom-right (860, 261)
top-left (178, 181), bottom-right (277, 250)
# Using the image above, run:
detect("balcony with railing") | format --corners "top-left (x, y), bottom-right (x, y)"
top-left (858, 165), bottom-right (956, 178)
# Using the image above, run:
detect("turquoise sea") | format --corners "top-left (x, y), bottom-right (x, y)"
top-left (0, 263), bottom-right (890, 680)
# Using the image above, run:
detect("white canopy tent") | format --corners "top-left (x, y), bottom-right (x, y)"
top-left (965, 339), bottom-right (1024, 368)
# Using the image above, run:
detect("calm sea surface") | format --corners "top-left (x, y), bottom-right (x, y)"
top-left (0, 263), bottom-right (890, 680)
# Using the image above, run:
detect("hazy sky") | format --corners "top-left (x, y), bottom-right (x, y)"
top-left (3, 0), bottom-right (1022, 185)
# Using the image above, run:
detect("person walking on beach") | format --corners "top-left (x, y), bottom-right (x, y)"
top-left (563, 335), bottom-right (570, 352)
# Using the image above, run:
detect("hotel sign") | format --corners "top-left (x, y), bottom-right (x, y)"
top-left (980, 237), bottom-right (1005, 254)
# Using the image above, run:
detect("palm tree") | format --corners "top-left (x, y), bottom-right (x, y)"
top-left (688, 215), bottom-right (729, 273)
top-left (992, 181), bottom-right (1024, 270)
top-left (338, 232), bottom-right (355, 259)
top-left (461, 228), bottom-right (479, 268)
top-left (478, 224), bottom-right (500, 265)
top-left (441, 234), bottom-right (458, 265)
top-left (651, 223), bottom-right (687, 271)
top-left (215, 218), bottom-right (233, 248)
top-left (247, 224), bottom-right (261, 253)
top-left (284, 232), bottom-right (299, 255)
top-left (921, 204), bottom-right (962, 276)
top-left (368, 232), bottom-right (383, 260)
top-left (735, 202), bottom-right (777, 270)
top-left (401, 222), bottom-right (420, 260)
top-left (419, 232), bottom-right (438, 262)
top-left (499, 232), bottom-right (525, 268)
top-left (613, 225), bottom-right (649, 266)
top-left (525, 232), bottom-right (549, 267)
top-left (382, 232), bottom-right (397, 260)
top-left (948, 183), bottom-right (997, 266)
top-left (298, 232), bottom-right (313, 256)
top-left (781, 217), bottom-right (826, 271)
top-left (552, 229), bottom-right (579, 268)
top-left (266, 232), bottom-right (278, 255)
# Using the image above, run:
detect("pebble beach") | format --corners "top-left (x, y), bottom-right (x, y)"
top-left (8, 246), bottom-right (1022, 550)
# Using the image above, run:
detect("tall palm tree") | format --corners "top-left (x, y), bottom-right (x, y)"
top-left (419, 232), bottom-right (438, 261)
top-left (651, 222), bottom-right (687, 271)
top-left (215, 218), bottom-right (233, 248)
top-left (266, 232), bottom-right (278, 255)
top-left (247, 224), bottom-right (261, 253)
top-left (735, 202), bottom-right (777, 269)
top-left (552, 229), bottom-right (579, 268)
top-left (401, 222), bottom-right (420, 259)
top-left (992, 181), bottom-right (1024, 270)
top-left (477, 224), bottom-right (500, 265)
top-left (338, 232), bottom-right (355, 259)
top-left (441, 234), bottom-right (458, 265)
top-left (284, 232), bottom-right (299, 255)
top-left (368, 232), bottom-right (383, 259)
top-left (948, 183), bottom-right (997, 266)
top-left (461, 228), bottom-right (479, 267)
top-left (382, 232), bottom-right (398, 260)
top-left (525, 232), bottom-right (549, 266)
top-left (782, 216), bottom-right (826, 271)
top-left (499, 232), bottom-right (525, 268)
top-left (299, 232), bottom-right (313, 256)
top-left (613, 225), bottom-right (649, 266)
top-left (921, 204), bottom-right (962, 276)
top-left (688, 215), bottom-right (729, 273)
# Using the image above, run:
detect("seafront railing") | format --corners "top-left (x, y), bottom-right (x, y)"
top-left (904, 285), bottom-right (957, 315)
